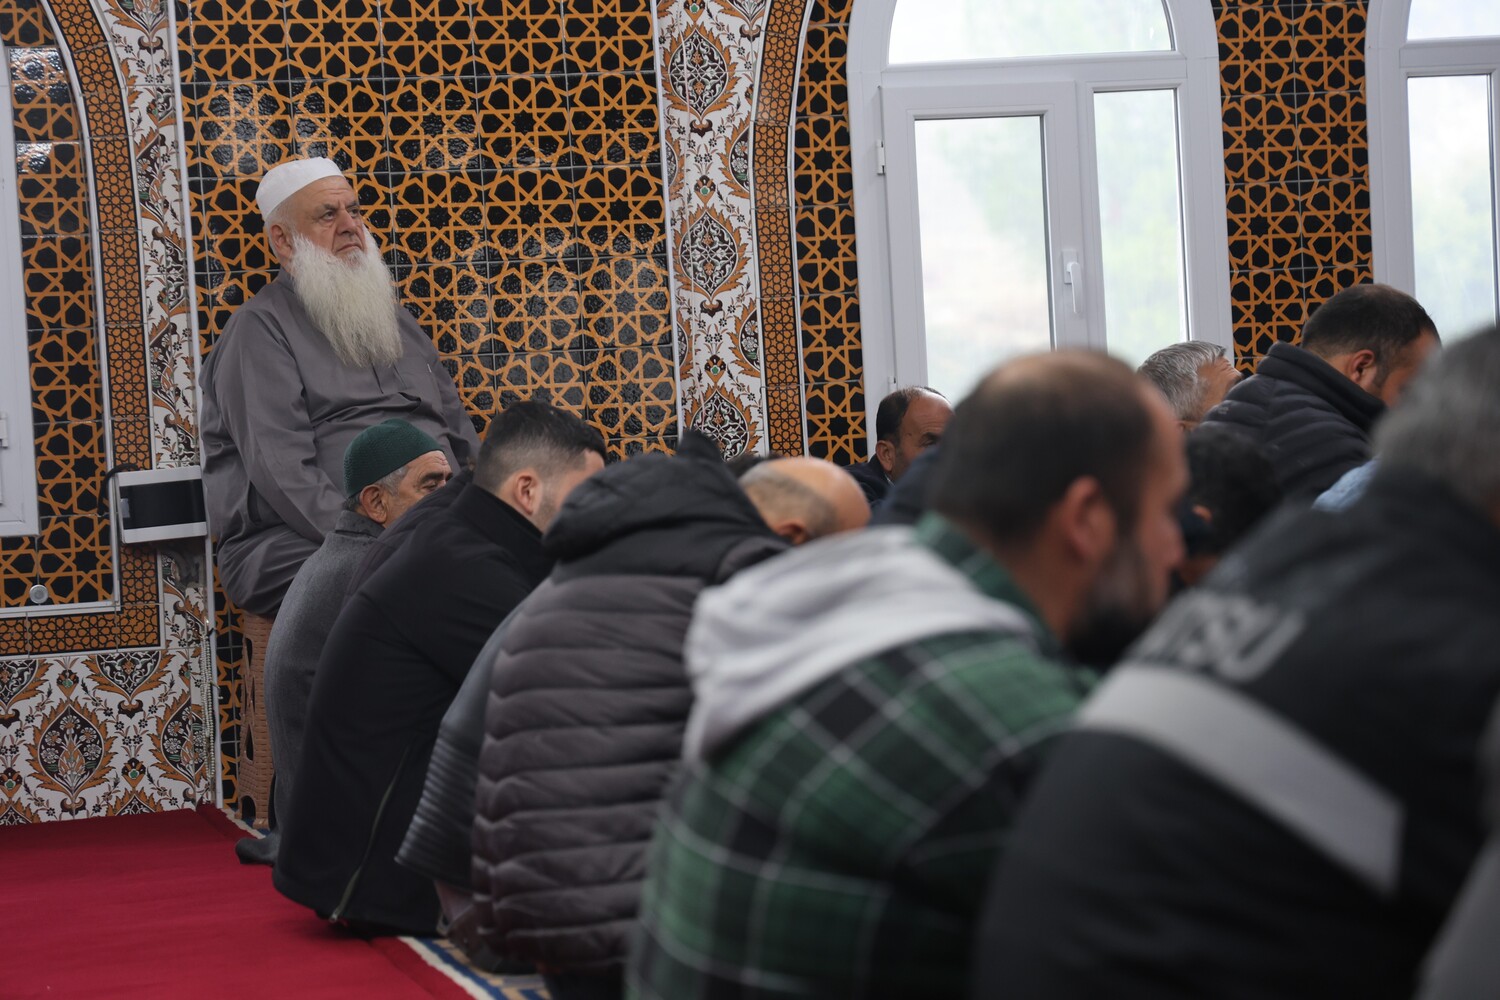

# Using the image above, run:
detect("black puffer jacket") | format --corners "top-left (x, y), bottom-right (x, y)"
top-left (1201, 341), bottom-right (1385, 498)
top-left (470, 433), bottom-right (785, 972)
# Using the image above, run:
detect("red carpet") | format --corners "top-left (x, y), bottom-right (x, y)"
top-left (1, 807), bottom-right (468, 999)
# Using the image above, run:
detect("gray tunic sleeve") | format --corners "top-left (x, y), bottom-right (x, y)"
top-left (210, 304), bottom-right (344, 544)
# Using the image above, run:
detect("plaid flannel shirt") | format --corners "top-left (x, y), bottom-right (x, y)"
top-left (628, 516), bottom-right (1095, 999)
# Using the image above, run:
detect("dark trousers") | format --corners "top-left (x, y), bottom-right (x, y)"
top-left (542, 970), bottom-right (623, 1000)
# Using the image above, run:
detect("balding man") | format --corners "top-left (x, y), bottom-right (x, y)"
top-left (739, 455), bottom-right (873, 545)
top-left (847, 386), bottom-right (953, 507)
top-left (467, 436), bottom-right (867, 999)
top-left (629, 352), bottom-right (1188, 999)
top-left (201, 157), bottom-right (477, 616)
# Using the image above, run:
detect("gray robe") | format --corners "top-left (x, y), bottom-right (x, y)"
top-left (264, 508), bottom-right (382, 828)
top-left (201, 272), bottom-right (477, 615)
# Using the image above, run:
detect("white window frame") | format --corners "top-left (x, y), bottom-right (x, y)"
top-left (848, 0), bottom-right (1232, 427)
top-left (0, 50), bottom-right (40, 539)
top-left (1368, 0), bottom-right (1500, 311)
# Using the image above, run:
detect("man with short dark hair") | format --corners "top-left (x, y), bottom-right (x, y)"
top-left (846, 386), bottom-right (952, 506)
top-left (628, 352), bottom-right (1187, 999)
top-left (274, 401), bottom-right (605, 936)
top-left (1138, 341), bottom-right (1242, 429)
top-left (201, 157), bottom-right (477, 616)
top-left (1202, 282), bottom-right (1439, 497)
top-left (243, 419), bottom-right (451, 867)
top-left (1175, 425), bottom-right (1282, 588)
top-left (971, 327), bottom-right (1500, 1000)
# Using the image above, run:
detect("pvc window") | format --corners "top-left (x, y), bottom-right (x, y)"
top-left (849, 0), bottom-right (1233, 404)
top-left (1370, 1), bottom-right (1500, 339)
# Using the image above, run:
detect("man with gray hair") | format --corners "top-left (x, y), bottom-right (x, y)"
top-left (234, 420), bottom-right (452, 867)
top-left (971, 327), bottom-right (1500, 1000)
top-left (200, 156), bottom-right (478, 617)
top-left (1138, 341), bottom-right (1242, 429)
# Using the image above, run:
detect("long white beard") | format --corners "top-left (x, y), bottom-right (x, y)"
top-left (287, 231), bottom-right (404, 368)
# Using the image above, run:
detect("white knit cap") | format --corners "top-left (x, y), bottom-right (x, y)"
top-left (255, 157), bottom-right (343, 220)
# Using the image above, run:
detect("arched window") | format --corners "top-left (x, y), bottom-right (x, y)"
top-left (849, 0), bottom-right (1232, 403)
top-left (1369, 1), bottom-right (1500, 339)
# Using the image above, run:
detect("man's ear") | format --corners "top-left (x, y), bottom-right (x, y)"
top-left (1342, 348), bottom-right (1380, 392)
top-left (1055, 476), bottom-right (1117, 565)
top-left (358, 484), bottom-right (391, 526)
top-left (268, 220), bottom-right (293, 259)
top-left (505, 470), bottom-right (543, 519)
top-left (767, 518), bottom-right (812, 547)
top-left (874, 440), bottom-right (896, 476)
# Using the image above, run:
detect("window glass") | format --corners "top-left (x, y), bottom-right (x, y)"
top-left (913, 116), bottom-right (1053, 401)
top-left (1094, 89), bottom-right (1188, 366)
top-left (890, 0), bottom-right (1172, 65)
top-left (1407, 3), bottom-right (1500, 41)
top-left (1407, 75), bottom-right (1498, 338)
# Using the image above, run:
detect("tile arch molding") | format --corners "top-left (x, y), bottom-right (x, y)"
top-left (659, 0), bottom-right (829, 458)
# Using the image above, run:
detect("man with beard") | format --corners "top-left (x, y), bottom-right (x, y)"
top-left (626, 351), bottom-right (1187, 1000)
top-left (200, 157), bottom-right (477, 617)
top-left (970, 328), bottom-right (1500, 1000)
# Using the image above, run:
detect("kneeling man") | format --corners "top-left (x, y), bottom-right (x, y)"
top-left (274, 401), bottom-right (604, 935)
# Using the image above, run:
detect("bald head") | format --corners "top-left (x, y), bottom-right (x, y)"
top-left (741, 457), bottom-right (870, 545)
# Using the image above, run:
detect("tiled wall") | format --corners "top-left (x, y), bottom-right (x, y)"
top-left (0, 0), bottom-right (212, 824)
top-left (1215, 0), bottom-right (1372, 364)
top-left (1, 4), bottom-right (108, 614)
top-left (795, 0), bottom-right (862, 465)
top-left (2, 0), bottom-right (1382, 822)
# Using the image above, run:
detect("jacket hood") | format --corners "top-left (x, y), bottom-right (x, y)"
top-left (683, 525), bottom-right (1038, 760)
top-left (544, 432), bottom-right (772, 566)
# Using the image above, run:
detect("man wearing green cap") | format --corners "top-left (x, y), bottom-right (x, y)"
top-left (242, 419), bottom-right (450, 866)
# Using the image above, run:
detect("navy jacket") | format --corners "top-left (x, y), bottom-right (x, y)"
top-left (1201, 341), bottom-right (1385, 498)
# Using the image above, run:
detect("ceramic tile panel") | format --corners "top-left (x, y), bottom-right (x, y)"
top-left (0, 0), bottom-right (213, 826)
top-left (3, 5), bottom-right (109, 617)
top-left (1214, 0), bottom-right (1373, 364)
top-left (791, 0), bottom-right (860, 462)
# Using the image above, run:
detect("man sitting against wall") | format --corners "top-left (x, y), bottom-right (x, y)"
top-left (200, 156), bottom-right (477, 617)
top-left (1200, 282), bottom-right (1439, 499)
top-left (234, 419), bottom-right (451, 868)
top-left (629, 351), bottom-right (1188, 999)
top-left (845, 386), bottom-right (953, 507)
top-left (274, 401), bottom-right (605, 936)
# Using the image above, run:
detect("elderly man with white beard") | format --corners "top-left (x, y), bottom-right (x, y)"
top-left (201, 157), bottom-right (478, 617)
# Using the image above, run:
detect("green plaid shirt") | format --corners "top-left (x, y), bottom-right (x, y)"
top-left (628, 517), bottom-right (1095, 999)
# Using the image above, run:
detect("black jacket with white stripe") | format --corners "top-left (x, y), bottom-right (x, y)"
top-left (969, 470), bottom-right (1500, 1000)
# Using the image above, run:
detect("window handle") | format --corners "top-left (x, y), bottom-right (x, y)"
top-left (1062, 252), bottom-right (1083, 316)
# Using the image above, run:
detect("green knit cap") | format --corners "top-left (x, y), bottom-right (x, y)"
top-left (343, 419), bottom-right (443, 497)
